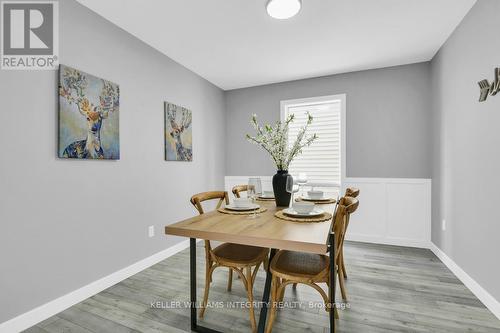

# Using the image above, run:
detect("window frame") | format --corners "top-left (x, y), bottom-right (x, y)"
top-left (280, 94), bottom-right (346, 187)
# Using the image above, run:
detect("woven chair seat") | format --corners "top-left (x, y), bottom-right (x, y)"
top-left (271, 250), bottom-right (329, 278)
top-left (213, 243), bottom-right (268, 265)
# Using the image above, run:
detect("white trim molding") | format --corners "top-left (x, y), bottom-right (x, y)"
top-left (227, 175), bottom-right (500, 318)
top-left (4, 186), bottom-right (498, 332)
top-left (225, 176), bottom-right (432, 249)
top-left (343, 177), bottom-right (431, 248)
top-left (0, 240), bottom-right (192, 333)
top-left (429, 243), bottom-right (500, 321)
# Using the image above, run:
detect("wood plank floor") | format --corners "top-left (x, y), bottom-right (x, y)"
top-left (24, 241), bottom-right (500, 333)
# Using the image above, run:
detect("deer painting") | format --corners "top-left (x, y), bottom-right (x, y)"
top-left (59, 65), bottom-right (120, 160)
top-left (165, 102), bottom-right (193, 161)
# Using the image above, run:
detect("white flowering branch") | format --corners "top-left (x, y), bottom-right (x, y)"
top-left (246, 113), bottom-right (318, 170)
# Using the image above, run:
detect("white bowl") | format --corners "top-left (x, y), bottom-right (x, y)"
top-left (292, 202), bottom-right (315, 214)
top-left (263, 190), bottom-right (274, 197)
top-left (307, 190), bottom-right (324, 200)
top-left (233, 198), bottom-right (252, 208)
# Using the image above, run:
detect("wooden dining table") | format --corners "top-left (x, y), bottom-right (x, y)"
top-left (165, 200), bottom-right (337, 333)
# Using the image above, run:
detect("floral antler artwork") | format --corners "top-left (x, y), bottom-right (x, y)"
top-left (58, 65), bottom-right (120, 160)
top-left (246, 113), bottom-right (318, 170)
top-left (99, 79), bottom-right (120, 118)
top-left (59, 66), bottom-right (88, 106)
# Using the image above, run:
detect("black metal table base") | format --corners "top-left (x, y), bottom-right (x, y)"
top-left (190, 238), bottom-right (227, 333)
top-left (256, 248), bottom-right (277, 332)
top-left (329, 233), bottom-right (336, 332)
top-left (189, 238), bottom-right (335, 333)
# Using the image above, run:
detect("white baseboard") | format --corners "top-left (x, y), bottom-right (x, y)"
top-left (346, 234), bottom-right (431, 249)
top-left (0, 239), bottom-right (192, 333)
top-left (429, 242), bottom-right (500, 321)
top-left (4, 205), bottom-right (498, 331)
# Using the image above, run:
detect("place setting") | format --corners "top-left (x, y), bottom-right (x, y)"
top-left (219, 197), bottom-right (268, 216)
top-left (275, 175), bottom-right (333, 223)
top-left (256, 190), bottom-right (275, 201)
top-left (296, 189), bottom-right (337, 204)
top-left (218, 178), bottom-right (268, 217)
top-left (275, 201), bottom-right (333, 223)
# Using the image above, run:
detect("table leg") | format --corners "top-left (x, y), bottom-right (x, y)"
top-left (257, 248), bottom-right (277, 333)
top-left (329, 236), bottom-right (336, 333)
top-left (190, 238), bottom-right (197, 331)
top-left (190, 238), bottom-right (222, 333)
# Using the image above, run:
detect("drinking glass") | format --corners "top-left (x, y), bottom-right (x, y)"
top-left (297, 172), bottom-right (308, 197)
top-left (248, 178), bottom-right (262, 218)
top-left (286, 175), bottom-right (299, 207)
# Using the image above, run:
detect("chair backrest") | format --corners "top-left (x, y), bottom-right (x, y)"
top-left (342, 196), bottom-right (359, 227)
top-left (345, 187), bottom-right (360, 198)
top-left (190, 191), bottom-right (229, 215)
top-left (232, 185), bottom-right (248, 198)
top-left (189, 191), bottom-right (229, 260)
top-left (343, 188), bottom-right (360, 231)
top-left (331, 196), bottom-right (359, 261)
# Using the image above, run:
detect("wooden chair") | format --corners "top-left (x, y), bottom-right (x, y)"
top-left (345, 187), bottom-right (360, 198)
top-left (190, 191), bottom-right (269, 332)
top-left (232, 185), bottom-right (248, 198)
top-left (340, 187), bottom-right (360, 281)
top-left (265, 197), bottom-right (359, 333)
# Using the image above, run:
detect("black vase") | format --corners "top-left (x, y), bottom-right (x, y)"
top-left (272, 170), bottom-right (291, 207)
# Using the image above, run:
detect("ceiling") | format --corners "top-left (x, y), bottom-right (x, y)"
top-left (76, 0), bottom-right (476, 90)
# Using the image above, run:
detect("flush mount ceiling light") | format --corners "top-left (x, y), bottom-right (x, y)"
top-left (266, 0), bottom-right (302, 20)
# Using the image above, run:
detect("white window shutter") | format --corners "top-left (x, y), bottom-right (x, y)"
top-left (285, 100), bottom-right (341, 185)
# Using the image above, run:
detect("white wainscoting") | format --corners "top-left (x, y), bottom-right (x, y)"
top-left (343, 178), bottom-right (431, 248)
top-left (225, 176), bottom-right (431, 248)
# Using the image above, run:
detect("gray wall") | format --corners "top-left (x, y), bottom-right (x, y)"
top-left (3, 0), bottom-right (499, 324)
top-left (225, 62), bottom-right (432, 178)
top-left (0, 0), bottom-right (225, 322)
top-left (431, 0), bottom-right (500, 302)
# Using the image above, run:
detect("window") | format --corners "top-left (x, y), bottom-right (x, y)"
top-left (281, 95), bottom-right (345, 187)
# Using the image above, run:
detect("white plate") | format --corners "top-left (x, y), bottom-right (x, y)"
top-left (301, 196), bottom-right (333, 202)
top-left (282, 208), bottom-right (325, 217)
top-left (259, 195), bottom-right (275, 199)
top-left (225, 203), bottom-right (260, 211)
